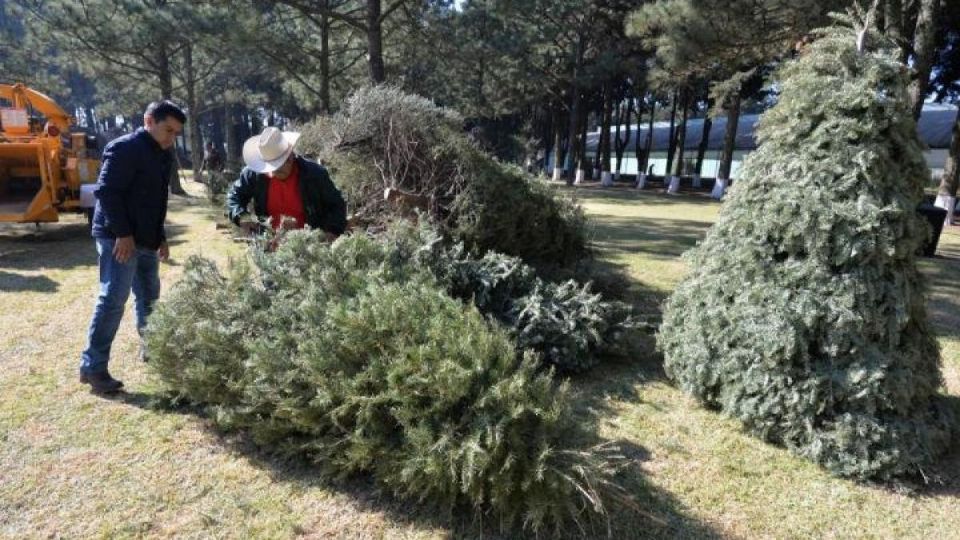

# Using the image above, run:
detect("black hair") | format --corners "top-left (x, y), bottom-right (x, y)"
top-left (145, 100), bottom-right (187, 124)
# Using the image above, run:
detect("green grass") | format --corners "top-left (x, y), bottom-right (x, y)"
top-left (1, 179), bottom-right (958, 538)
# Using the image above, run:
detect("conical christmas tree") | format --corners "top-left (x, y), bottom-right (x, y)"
top-left (657, 17), bottom-right (953, 480)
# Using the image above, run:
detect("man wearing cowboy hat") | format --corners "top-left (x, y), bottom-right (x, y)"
top-left (227, 126), bottom-right (346, 238)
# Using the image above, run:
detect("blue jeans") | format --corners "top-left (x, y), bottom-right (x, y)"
top-left (80, 238), bottom-right (160, 375)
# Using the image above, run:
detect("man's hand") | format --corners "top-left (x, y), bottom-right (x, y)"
top-left (113, 236), bottom-right (135, 264)
top-left (157, 241), bottom-right (170, 261)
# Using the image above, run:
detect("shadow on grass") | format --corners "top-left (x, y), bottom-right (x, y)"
top-left (0, 221), bottom-right (96, 272)
top-left (552, 353), bottom-right (729, 539)
top-left (0, 221), bottom-right (93, 293)
top-left (0, 269), bottom-right (59, 293)
top-left (113, 375), bottom-right (723, 540)
top-left (101, 390), bottom-right (167, 410)
top-left (917, 395), bottom-right (960, 498)
top-left (0, 222), bottom-right (189, 275)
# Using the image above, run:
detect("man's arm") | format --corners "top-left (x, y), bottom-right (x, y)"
top-left (316, 167), bottom-right (347, 235)
top-left (93, 141), bottom-right (135, 238)
top-left (226, 169), bottom-right (257, 225)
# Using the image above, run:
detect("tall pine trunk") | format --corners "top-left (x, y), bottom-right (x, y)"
top-left (614, 95), bottom-right (634, 175)
top-left (564, 35), bottom-right (585, 184)
top-left (613, 101), bottom-right (622, 174)
top-left (157, 44), bottom-right (173, 100)
top-left (565, 90), bottom-right (581, 185)
top-left (576, 102), bottom-right (589, 182)
top-left (696, 98), bottom-right (714, 176)
top-left (157, 42), bottom-right (186, 195)
top-left (224, 101), bottom-right (240, 170)
top-left (718, 93), bottom-right (741, 180)
top-left (665, 89), bottom-right (678, 176)
top-left (552, 106), bottom-right (566, 181)
top-left (366, 0), bottom-right (386, 84)
top-left (672, 90), bottom-right (690, 177)
top-left (600, 82), bottom-right (613, 174)
top-left (908, 0), bottom-right (940, 119)
top-left (592, 100), bottom-right (603, 174)
top-left (184, 43), bottom-right (203, 184)
top-left (250, 109), bottom-right (263, 137)
top-left (640, 98), bottom-right (655, 175)
top-left (320, 10), bottom-right (331, 113)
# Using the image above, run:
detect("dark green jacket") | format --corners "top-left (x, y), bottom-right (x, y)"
top-left (226, 156), bottom-right (347, 234)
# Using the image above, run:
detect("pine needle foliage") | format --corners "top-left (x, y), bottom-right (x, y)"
top-left (395, 225), bottom-right (639, 373)
top-left (297, 86), bottom-right (588, 268)
top-left (145, 229), bottom-right (629, 533)
top-left (657, 17), bottom-right (953, 480)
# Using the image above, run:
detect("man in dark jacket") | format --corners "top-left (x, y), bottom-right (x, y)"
top-left (227, 126), bottom-right (346, 240)
top-left (79, 100), bottom-right (186, 393)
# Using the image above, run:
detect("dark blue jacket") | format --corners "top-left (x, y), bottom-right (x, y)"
top-left (226, 156), bottom-right (347, 235)
top-left (91, 128), bottom-right (172, 250)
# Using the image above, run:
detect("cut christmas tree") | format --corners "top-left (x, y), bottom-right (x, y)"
top-left (146, 228), bottom-right (631, 532)
top-left (657, 16), bottom-right (953, 480)
top-left (297, 86), bottom-right (588, 269)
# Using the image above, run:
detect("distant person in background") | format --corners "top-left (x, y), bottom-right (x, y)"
top-left (79, 100), bottom-right (186, 394)
top-left (227, 126), bottom-right (346, 241)
top-left (198, 141), bottom-right (224, 181)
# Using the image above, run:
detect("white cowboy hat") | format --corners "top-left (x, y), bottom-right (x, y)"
top-left (242, 126), bottom-right (301, 174)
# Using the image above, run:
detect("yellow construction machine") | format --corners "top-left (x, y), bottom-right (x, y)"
top-left (0, 82), bottom-right (100, 224)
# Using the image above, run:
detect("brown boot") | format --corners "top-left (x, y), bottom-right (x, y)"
top-left (79, 371), bottom-right (124, 394)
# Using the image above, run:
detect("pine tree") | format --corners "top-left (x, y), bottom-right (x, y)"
top-left (657, 17), bottom-right (953, 480)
